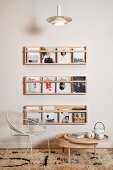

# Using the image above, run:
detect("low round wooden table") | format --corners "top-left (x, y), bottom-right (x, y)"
top-left (55, 133), bottom-right (109, 163)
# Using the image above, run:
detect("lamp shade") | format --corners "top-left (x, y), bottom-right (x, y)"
top-left (47, 4), bottom-right (72, 26)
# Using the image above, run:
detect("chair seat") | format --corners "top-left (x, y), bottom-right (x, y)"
top-left (13, 134), bottom-right (29, 136)
top-left (13, 130), bottom-right (46, 137)
top-left (28, 130), bottom-right (46, 137)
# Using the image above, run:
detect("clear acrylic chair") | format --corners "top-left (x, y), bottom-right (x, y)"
top-left (6, 112), bottom-right (50, 158)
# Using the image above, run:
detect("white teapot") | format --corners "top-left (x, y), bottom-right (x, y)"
top-left (93, 122), bottom-right (105, 140)
top-left (96, 133), bottom-right (104, 140)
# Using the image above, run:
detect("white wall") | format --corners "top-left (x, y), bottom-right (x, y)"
top-left (0, 0), bottom-right (113, 148)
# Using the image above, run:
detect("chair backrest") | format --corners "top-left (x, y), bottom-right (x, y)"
top-left (26, 118), bottom-right (46, 133)
top-left (6, 112), bottom-right (47, 136)
top-left (25, 109), bottom-right (47, 131)
top-left (6, 113), bottom-right (26, 135)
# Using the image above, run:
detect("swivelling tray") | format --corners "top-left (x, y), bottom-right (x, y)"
top-left (63, 133), bottom-right (109, 145)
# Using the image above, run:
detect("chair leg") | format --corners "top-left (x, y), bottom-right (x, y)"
top-left (47, 139), bottom-right (50, 156)
top-left (29, 136), bottom-right (33, 161)
top-left (27, 136), bottom-right (29, 153)
top-left (46, 133), bottom-right (50, 156)
top-left (30, 137), bottom-right (32, 155)
top-left (6, 135), bottom-right (13, 154)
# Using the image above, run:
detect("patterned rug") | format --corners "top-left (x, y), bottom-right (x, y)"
top-left (0, 149), bottom-right (113, 170)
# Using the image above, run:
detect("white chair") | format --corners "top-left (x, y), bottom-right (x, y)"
top-left (6, 112), bottom-right (50, 158)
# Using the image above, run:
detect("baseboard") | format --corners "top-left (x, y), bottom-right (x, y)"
top-left (0, 142), bottom-right (58, 149)
top-left (0, 142), bottom-right (112, 149)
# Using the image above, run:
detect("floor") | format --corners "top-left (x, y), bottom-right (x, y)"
top-left (0, 148), bottom-right (113, 170)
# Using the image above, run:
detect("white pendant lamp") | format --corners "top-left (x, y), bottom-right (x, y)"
top-left (47, 3), bottom-right (72, 26)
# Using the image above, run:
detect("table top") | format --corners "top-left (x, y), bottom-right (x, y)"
top-left (55, 133), bottom-right (109, 148)
top-left (63, 133), bottom-right (109, 144)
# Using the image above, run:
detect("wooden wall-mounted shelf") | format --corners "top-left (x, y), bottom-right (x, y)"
top-left (23, 46), bottom-right (87, 65)
top-left (23, 105), bottom-right (87, 125)
top-left (23, 76), bottom-right (87, 95)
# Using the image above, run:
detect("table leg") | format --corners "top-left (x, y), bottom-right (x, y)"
top-left (94, 145), bottom-right (96, 156)
top-left (68, 148), bottom-right (70, 164)
top-left (62, 147), bottom-right (64, 153)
